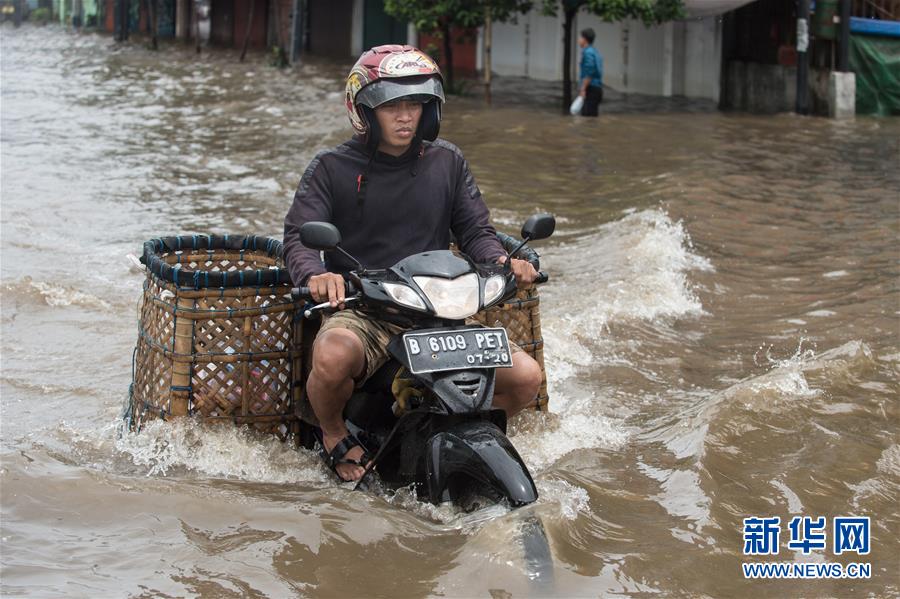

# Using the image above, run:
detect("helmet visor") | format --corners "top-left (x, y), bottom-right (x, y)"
top-left (356, 76), bottom-right (445, 109)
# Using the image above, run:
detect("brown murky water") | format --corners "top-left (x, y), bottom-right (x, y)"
top-left (2, 25), bottom-right (899, 598)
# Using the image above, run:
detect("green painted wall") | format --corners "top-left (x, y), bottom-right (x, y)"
top-left (56, 0), bottom-right (100, 26)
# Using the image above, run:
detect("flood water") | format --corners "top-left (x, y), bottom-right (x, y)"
top-left (2, 25), bottom-right (899, 598)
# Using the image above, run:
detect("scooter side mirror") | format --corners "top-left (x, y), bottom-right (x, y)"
top-left (299, 222), bottom-right (341, 250)
top-left (521, 213), bottom-right (556, 241)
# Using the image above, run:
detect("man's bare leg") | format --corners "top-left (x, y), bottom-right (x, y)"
top-left (493, 351), bottom-right (543, 417)
top-left (306, 328), bottom-right (368, 481)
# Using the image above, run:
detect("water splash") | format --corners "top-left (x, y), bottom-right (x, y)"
top-left (518, 208), bottom-right (709, 469)
top-left (744, 339), bottom-right (822, 402)
top-left (642, 340), bottom-right (877, 460)
top-left (540, 208), bottom-right (712, 388)
top-left (848, 444), bottom-right (900, 510)
top-left (876, 445), bottom-right (900, 479)
top-left (544, 209), bottom-right (712, 340)
top-left (113, 418), bottom-right (327, 484)
top-left (739, 339), bottom-right (877, 407)
top-left (378, 476), bottom-right (590, 529)
top-left (535, 478), bottom-right (591, 521)
top-left (512, 407), bottom-right (628, 473)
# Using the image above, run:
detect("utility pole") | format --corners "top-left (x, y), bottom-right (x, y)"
top-left (838, 0), bottom-right (850, 72)
top-left (796, 0), bottom-right (810, 114)
top-left (115, 0), bottom-right (129, 41)
top-left (483, 7), bottom-right (492, 106)
top-left (149, 0), bottom-right (158, 49)
top-left (289, 0), bottom-right (303, 65)
top-left (239, 0), bottom-right (255, 61)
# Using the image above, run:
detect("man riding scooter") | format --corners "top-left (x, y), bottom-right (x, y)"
top-left (283, 45), bottom-right (542, 482)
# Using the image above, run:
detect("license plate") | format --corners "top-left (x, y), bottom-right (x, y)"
top-left (402, 327), bottom-right (513, 374)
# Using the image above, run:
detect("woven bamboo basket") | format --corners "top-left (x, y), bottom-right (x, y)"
top-left (460, 232), bottom-right (550, 411)
top-left (125, 235), bottom-right (302, 438)
top-left (472, 284), bottom-right (549, 410)
top-left (127, 233), bottom-right (550, 436)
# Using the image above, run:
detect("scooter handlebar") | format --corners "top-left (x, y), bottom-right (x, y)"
top-left (291, 281), bottom-right (356, 300)
top-left (293, 276), bottom-right (545, 300)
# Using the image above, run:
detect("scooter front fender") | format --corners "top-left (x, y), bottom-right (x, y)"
top-left (425, 420), bottom-right (538, 506)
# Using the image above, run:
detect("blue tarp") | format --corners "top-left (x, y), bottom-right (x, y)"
top-left (850, 17), bottom-right (900, 39)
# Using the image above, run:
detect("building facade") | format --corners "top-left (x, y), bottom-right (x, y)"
top-left (486, 10), bottom-right (724, 101)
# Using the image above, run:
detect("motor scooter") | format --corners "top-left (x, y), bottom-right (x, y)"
top-left (293, 214), bottom-right (554, 509)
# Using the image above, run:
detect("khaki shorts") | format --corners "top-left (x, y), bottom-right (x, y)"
top-left (318, 309), bottom-right (522, 386)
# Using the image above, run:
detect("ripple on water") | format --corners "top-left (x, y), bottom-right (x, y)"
top-left (1, 276), bottom-right (113, 311)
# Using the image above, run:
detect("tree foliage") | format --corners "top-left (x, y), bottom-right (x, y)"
top-left (541, 0), bottom-right (684, 26)
top-left (386, 0), bottom-right (534, 32)
top-left (385, 0), bottom-right (532, 91)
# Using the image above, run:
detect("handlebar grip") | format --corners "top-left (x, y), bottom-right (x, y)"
top-left (535, 272), bottom-right (549, 284)
top-left (291, 281), bottom-right (356, 300)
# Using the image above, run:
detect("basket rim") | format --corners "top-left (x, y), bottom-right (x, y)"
top-left (139, 231), bottom-right (538, 290)
top-left (141, 234), bottom-right (291, 289)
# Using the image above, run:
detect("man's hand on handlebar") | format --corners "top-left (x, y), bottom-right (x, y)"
top-left (497, 256), bottom-right (539, 288)
top-left (307, 272), bottom-right (347, 308)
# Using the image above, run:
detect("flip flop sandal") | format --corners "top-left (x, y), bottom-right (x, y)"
top-left (319, 432), bottom-right (373, 483)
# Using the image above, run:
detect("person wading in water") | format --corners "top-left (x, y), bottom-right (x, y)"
top-left (578, 28), bottom-right (604, 116)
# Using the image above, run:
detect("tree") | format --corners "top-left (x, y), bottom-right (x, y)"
top-left (542, 0), bottom-right (684, 113)
top-left (385, 0), bottom-right (533, 93)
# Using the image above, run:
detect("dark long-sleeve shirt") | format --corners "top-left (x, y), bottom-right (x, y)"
top-left (283, 136), bottom-right (506, 285)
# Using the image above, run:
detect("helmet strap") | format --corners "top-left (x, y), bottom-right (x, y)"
top-left (417, 100), bottom-right (441, 142)
top-left (410, 136), bottom-right (424, 177)
top-left (359, 105), bottom-right (381, 155)
top-left (356, 152), bottom-right (376, 219)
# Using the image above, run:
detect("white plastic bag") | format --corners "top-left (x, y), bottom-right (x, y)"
top-left (569, 95), bottom-right (584, 115)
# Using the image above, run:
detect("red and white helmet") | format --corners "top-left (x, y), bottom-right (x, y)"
top-left (345, 45), bottom-right (445, 140)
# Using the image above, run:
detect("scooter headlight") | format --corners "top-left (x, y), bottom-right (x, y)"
top-left (383, 282), bottom-right (427, 311)
top-left (413, 273), bottom-right (479, 320)
top-left (482, 274), bottom-right (506, 307)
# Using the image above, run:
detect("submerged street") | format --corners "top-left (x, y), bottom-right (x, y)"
top-left (1, 25), bottom-right (899, 597)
